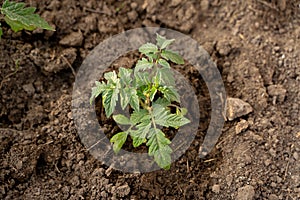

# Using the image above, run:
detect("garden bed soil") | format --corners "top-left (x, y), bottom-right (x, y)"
top-left (0, 0), bottom-right (299, 199)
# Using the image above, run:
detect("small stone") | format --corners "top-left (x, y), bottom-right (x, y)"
top-left (269, 148), bottom-right (276, 157)
top-left (113, 184), bottom-right (130, 197)
top-left (15, 160), bottom-right (23, 170)
top-left (267, 84), bottom-right (286, 103)
top-left (22, 83), bottom-right (35, 95)
top-left (226, 175), bottom-right (233, 186)
top-left (170, 0), bottom-right (181, 7)
top-left (293, 152), bottom-right (299, 160)
top-left (53, 118), bottom-right (59, 125)
top-left (269, 194), bottom-right (279, 200)
top-left (212, 184), bottom-right (220, 193)
top-left (70, 175), bottom-right (80, 187)
top-left (235, 119), bottom-right (249, 134)
top-left (273, 46), bottom-right (280, 52)
top-left (276, 176), bottom-right (282, 183)
top-left (200, 0), bottom-right (209, 11)
top-left (278, 0), bottom-right (286, 11)
top-left (130, 2), bottom-right (138, 9)
top-left (67, 112), bottom-right (73, 119)
top-left (59, 31), bottom-right (83, 47)
top-left (226, 98), bottom-right (253, 121)
top-left (236, 185), bottom-right (255, 200)
top-left (216, 40), bottom-right (232, 56)
top-left (270, 182), bottom-right (277, 187)
top-left (127, 10), bottom-right (138, 22)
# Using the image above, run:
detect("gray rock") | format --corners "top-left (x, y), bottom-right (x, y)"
top-left (226, 98), bottom-right (253, 121)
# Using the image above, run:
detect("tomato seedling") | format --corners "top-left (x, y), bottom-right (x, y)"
top-left (90, 34), bottom-right (190, 169)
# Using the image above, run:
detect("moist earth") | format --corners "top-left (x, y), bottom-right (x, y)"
top-left (0, 0), bottom-right (299, 199)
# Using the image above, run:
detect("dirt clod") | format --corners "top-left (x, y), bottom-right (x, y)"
top-left (226, 98), bottom-right (253, 121)
top-left (267, 84), bottom-right (287, 103)
top-left (59, 31), bottom-right (84, 47)
top-left (236, 185), bottom-right (255, 200)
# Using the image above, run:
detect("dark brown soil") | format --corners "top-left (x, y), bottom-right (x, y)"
top-left (1, 0), bottom-right (299, 199)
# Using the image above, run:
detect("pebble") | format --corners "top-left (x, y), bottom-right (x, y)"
top-left (235, 119), bottom-right (249, 134)
top-left (59, 31), bottom-right (83, 47)
top-left (130, 2), bottom-right (138, 9)
top-left (293, 152), bottom-right (299, 160)
top-left (216, 40), bottom-right (232, 56)
top-left (273, 46), bottom-right (280, 52)
top-left (127, 10), bottom-right (138, 22)
top-left (212, 184), bottom-right (220, 193)
top-left (269, 194), bottom-right (279, 200)
top-left (226, 98), bottom-right (253, 121)
top-left (269, 148), bottom-right (277, 157)
top-left (67, 112), bottom-right (73, 120)
top-left (113, 184), bottom-right (130, 197)
top-left (170, 0), bottom-right (181, 7)
top-left (267, 84), bottom-right (286, 103)
top-left (236, 185), bottom-right (255, 200)
top-left (22, 83), bottom-right (35, 95)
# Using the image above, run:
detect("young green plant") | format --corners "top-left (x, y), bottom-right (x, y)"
top-left (90, 34), bottom-right (190, 169)
top-left (0, 0), bottom-right (54, 39)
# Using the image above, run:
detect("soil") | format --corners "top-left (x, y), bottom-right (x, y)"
top-left (0, 0), bottom-right (299, 199)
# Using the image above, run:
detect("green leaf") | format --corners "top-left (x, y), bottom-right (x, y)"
top-left (135, 58), bottom-right (153, 73)
top-left (165, 114), bottom-right (190, 128)
top-left (152, 104), bottom-right (169, 126)
top-left (129, 89), bottom-right (140, 111)
top-left (139, 43), bottom-right (158, 54)
top-left (134, 71), bottom-right (151, 88)
top-left (156, 33), bottom-right (175, 49)
top-left (156, 33), bottom-right (165, 48)
top-left (1, 0), bottom-right (55, 32)
top-left (0, 23), bottom-right (3, 39)
top-left (145, 52), bottom-right (158, 62)
top-left (161, 50), bottom-right (184, 65)
top-left (102, 86), bottom-right (119, 117)
top-left (146, 128), bottom-right (172, 169)
top-left (104, 71), bottom-right (118, 84)
top-left (130, 121), bottom-right (151, 147)
top-left (118, 67), bottom-right (132, 86)
top-left (4, 16), bottom-right (35, 32)
top-left (149, 86), bottom-right (157, 101)
top-left (120, 87), bottom-right (139, 111)
top-left (179, 107), bottom-right (188, 116)
top-left (156, 67), bottom-right (175, 86)
top-left (158, 59), bottom-right (170, 68)
top-left (154, 98), bottom-right (171, 108)
top-left (158, 86), bottom-right (180, 103)
top-left (120, 88), bottom-right (130, 109)
top-left (110, 132), bottom-right (128, 153)
top-left (130, 109), bottom-right (150, 124)
top-left (146, 129), bottom-right (171, 155)
top-left (90, 81), bottom-right (107, 104)
top-left (113, 114), bottom-right (131, 125)
top-left (161, 39), bottom-right (175, 49)
top-left (152, 104), bottom-right (190, 128)
top-left (154, 146), bottom-right (172, 169)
